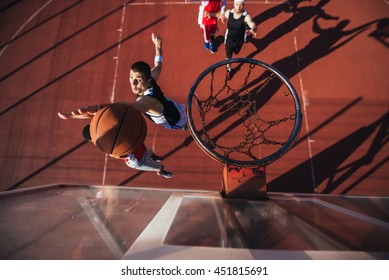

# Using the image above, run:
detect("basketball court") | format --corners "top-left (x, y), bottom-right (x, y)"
top-left (0, 0), bottom-right (388, 260)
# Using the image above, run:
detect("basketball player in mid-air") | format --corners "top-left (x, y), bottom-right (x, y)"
top-left (58, 33), bottom-right (185, 178)
top-left (58, 33), bottom-right (187, 131)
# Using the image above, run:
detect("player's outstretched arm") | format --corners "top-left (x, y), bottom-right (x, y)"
top-left (58, 97), bottom-right (163, 120)
top-left (57, 104), bottom-right (110, 120)
top-left (150, 33), bottom-right (163, 81)
top-left (132, 96), bottom-right (163, 115)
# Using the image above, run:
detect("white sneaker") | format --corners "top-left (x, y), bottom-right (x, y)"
top-left (158, 170), bottom-right (173, 179)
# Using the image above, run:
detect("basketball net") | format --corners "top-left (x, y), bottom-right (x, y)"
top-left (187, 58), bottom-right (302, 200)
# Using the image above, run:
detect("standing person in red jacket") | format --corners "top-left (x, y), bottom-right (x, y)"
top-left (187, 0), bottom-right (226, 53)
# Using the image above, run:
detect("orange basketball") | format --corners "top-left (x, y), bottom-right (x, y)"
top-left (89, 103), bottom-right (147, 157)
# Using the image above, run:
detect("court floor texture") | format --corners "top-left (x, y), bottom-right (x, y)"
top-left (0, 0), bottom-right (388, 196)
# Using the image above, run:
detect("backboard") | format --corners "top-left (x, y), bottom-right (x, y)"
top-left (1, 184), bottom-right (388, 260)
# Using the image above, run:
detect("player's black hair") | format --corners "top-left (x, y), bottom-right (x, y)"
top-left (131, 61), bottom-right (151, 80)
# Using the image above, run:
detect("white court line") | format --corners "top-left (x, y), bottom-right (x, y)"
top-left (312, 198), bottom-right (389, 230)
top-left (151, 126), bottom-right (160, 152)
top-left (0, 0), bottom-right (53, 57)
top-left (289, 5), bottom-right (316, 192)
top-left (110, 3), bottom-right (127, 103)
top-left (273, 195), bottom-right (389, 230)
top-left (102, 155), bottom-right (109, 185)
top-left (101, 3), bottom-right (127, 185)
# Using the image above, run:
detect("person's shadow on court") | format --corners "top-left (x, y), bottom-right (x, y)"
top-left (229, 0), bottom-right (336, 78)
top-left (238, 14), bottom-right (385, 104)
top-left (268, 112), bottom-right (389, 194)
top-left (268, 15), bottom-right (385, 80)
top-left (247, 0), bottom-right (335, 57)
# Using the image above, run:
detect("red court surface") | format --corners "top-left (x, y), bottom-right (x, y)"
top-left (1, 0), bottom-right (388, 196)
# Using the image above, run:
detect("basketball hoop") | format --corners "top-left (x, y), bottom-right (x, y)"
top-left (187, 58), bottom-right (302, 199)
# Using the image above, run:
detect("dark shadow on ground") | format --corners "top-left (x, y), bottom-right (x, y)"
top-left (268, 112), bottom-right (388, 193)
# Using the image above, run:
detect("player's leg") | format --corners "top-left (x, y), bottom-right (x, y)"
top-left (209, 24), bottom-right (218, 53)
top-left (141, 149), bottom-right (173, 178)
top-left (225, 41), bottom-right (234, 79)
top-left (233, 42), bottom-right (244, 55)
top-left (151, 153), bottom-right (163, 162)
top-left (200, 24), bottom-right (211, 50)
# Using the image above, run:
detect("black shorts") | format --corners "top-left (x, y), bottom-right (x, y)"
top-left (225, 41), bottom-right (244, 59)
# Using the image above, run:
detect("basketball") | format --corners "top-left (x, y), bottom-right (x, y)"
top-left (89, 103), bottom-right (147, 157)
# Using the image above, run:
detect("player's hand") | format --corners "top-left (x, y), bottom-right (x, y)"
top-left (246, 29), bottom-right (257, 38)
top-left (219, 13), bottom-right (225, 24)
top-left (151, 33), bottom-right (162, 48)
top-left (203, 11), bottom-right (211, 20)
top-left (57, 105), bottom-right (98, 120)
